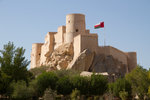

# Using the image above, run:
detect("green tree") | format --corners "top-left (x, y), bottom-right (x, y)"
top-left (71, 75), bottom-right (90, 95)
top-left (0, 70), bottom-right (12, 96)
top-left (0, 42), bottom-right (15, 75)
top-left (109, 78), bottom-right (131, 98)
top-left (70, 88), bottom-right (80, 100)
top-left (125, 65), bottom-right (150, 99)
top-left (119, 90), bottom-right (128, 100)
top-left (0, 42), bottom-right (30, 83)
top-left (89, 74), bottom-right (108, 96)
top-left (28, 79), bottom-right (39, 99)
top-left (11, 81), bottom-right (34, 100)
top-left (54, 69), bottom-right (80, 78)
top-left (36, 72), bottom-right (58, 96)
top-left (0, 42), bottom-right (31, 96)
top-left (56, 76), bottom-right (73, 95)
top-left (29, 65), bottom-right (49, 77)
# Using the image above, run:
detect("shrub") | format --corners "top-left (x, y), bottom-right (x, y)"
top-left (89, 74), bottom-right (108, 96)
top-left (11, 81), bottom-right (34, 100)
top-left (70, 88), bottom-right (80, 100)
top-left (43, 88), bottom-right (56, 100)
top-left (29, 66), bottom-right (49, 77)
top-left (54, 69), bottom-right (80, 78)
top-left (36, 72), bottom-right (58, 96)
top-left (119, 90), bottom-right (128, 100)
top-left (56, 76), bottom-right (73, 95)
top-left (109, 78), bottom-right (131, 98)
top-left (71, 75), bottom-right (90, 95)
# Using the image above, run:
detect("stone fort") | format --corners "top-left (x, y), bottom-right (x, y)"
top-left (30, 13), bottom-right (137, 75)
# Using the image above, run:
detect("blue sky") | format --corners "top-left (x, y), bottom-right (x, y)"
top-left (0, 0), bottom-right (150, 69)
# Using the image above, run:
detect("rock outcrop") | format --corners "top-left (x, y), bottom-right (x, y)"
top-left (46, 43), bottom-right (73, 70)
top-left (43, 43), bottom-right (128, 77)
top-left (67, 49), bottom-right (95, 71)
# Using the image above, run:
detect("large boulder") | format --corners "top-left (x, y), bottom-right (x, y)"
top-left (67, 49), bottom-right (95, 71)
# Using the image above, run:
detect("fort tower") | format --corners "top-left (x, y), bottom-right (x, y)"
top-left (65, 14), bottom-right (86, 43)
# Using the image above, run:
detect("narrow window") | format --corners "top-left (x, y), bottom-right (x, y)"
top-left (76, 29), bottom-right (78, 32)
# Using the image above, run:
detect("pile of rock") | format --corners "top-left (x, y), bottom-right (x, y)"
top-left (46, 43), bottom-right (73, 70)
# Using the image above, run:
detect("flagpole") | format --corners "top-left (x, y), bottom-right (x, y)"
top-left (104, 24), bottom-right (106, 58)
top-left (104, 26), bottom-right (106, 46)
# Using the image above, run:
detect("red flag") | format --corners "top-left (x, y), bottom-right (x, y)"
top-left (94, 22), bottom-right (104, 29)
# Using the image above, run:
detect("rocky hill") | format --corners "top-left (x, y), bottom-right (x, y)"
top-left (42, 43), bottom-right (128, 77)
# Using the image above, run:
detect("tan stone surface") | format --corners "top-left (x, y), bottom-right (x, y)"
top-left (30, 43), bottom-right (43, 69)
top-left (54, 26), bottom-right (66, 49)
top-left (73, 34), bottom-right (98, 60)
top-left (65, 14), bottom-right (86, 43)
top-left (67, 49), bottom-right (94, 71)
top-left (40, 32), bottom-right (55, 66)
top-left (46, 43), bottom-right (73, 70)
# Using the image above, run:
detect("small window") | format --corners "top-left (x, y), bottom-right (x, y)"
top-left (68, 20), bottom-right (70, 23)
top-left (76, 29), bottom-right (78, 32)
top-left (39, 53), bottom-right (41, 56)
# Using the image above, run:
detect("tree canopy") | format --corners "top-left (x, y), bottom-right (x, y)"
top-left (125, 65), bottom-right (150, 99)
top-left (0, 42), bottom-right (31, 96)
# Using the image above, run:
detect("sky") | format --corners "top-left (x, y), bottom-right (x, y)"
top-left (0, 0), bottom-right (150, 69)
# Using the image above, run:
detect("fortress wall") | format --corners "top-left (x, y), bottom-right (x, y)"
top-left (73, 33), bottom-right (98, 60)
top-left (80, 34), bottom-right (98, 52)
top-left (40, 32), bottom-right (55, 65)
top-left (73, 34), bottom-right (81, 60)
top-left (127, 52), bottom-right (137, 72)
top-left (31, 43), bottom-right (43, 69)
top-left (97, 46), bottom-right (128, 65)
top-left (66, 14), bottom-right (86, 43)
top-left (96, 46), bottom-right (110, 55)
top-left (54, 26), bottom-right (66, 49)
top-left (85, 30), bottom-right (90, 34)
top-left (109, 46), bottom-right (128, 65)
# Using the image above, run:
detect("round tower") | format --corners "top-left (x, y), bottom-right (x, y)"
top-left (30, 43), bottom-right (43, 69)
top-left (65, 13), bottom-right (86, 43)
